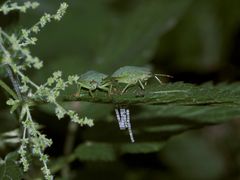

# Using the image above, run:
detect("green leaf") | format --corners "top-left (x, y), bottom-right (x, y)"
top-left (66, 82), bottom-right (240, 106)
top-left (22, 0), bottom-right (193, 79)
top-left (74, 142), bottom-right (116, 161)
top-left (161, 133), bottom-right (225, 180)
top-left (136, 105), bottom-right (240, 124)
top-left (67, 82), bottom-right (240, 145)
top-left (20, 0), bottom-right (193, 118)
top-left (96, 0), bottom-right (194, 71)
top-left (157, 0), bottom-right (240, 73)
top-left (50, 155), bottom-right (76, 174)
top-left (120, 142), bottom-right (165, 154)
top-left (0, 152), bottom-right (23, 180)
top-left (74, 142), bottom-right (165, 162)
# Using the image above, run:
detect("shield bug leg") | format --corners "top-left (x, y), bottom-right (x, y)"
top-left (77, 85), bottom-right (82, 95)
top-left (107, 83), bottom-right (113, 95)
top-left (89, 89), bottom-right (94, 97)
top-left (121, 84), bottom-right (131, 94)
top-left (77, 83), bottom-right (94, 97)
top-left (138, 80), bottom-right (145, 90)
top-left (99, 83), bottom-right (111, 94)
top-left (154, 75), bottom-right (163, 84)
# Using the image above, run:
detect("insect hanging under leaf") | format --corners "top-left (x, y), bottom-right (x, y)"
top-left (115, 106), bottom-right (135, 143)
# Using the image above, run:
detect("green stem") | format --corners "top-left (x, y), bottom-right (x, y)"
top-left (15, 70), bottom-right (39, 89)
top-left (0, 79), bottom-right (18, 99)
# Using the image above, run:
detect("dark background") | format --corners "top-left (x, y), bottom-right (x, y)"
top-left (1, 0), bottom-right (240, 179)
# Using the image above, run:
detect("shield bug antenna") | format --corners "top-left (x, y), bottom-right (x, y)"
top-left (154, 74), bottom-right (173, 84)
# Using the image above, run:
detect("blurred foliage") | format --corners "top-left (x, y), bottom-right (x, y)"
top-left (0, 151), bottom-right (23, 180)
top-left (1, 0), bottom-right (240, 179)
top-left (0, 0), bottom-right (19, 29)
top-left (18, 0), bottom-right (193, 78)
top-left (160, 132), bottom-right (226, 180)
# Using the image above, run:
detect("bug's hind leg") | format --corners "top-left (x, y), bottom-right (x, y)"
top-left (154, 75), bottom-right (163, 84)
top-left (99, 84), bottom-right (111, 95)
top-left (108, 84), bottom-right (113, 95)
top-left (75, 85), bottom-right (82, 96)
top-left (121, 84), bottom-right (130, 94)
top-left (89, 90), bottom-right (94, 97)
top-left (138, 80), bottom-right (145, 90)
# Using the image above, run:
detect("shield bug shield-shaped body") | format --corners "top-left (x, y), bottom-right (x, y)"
top-left (111, 66), bottom-right (172, 94)
top-left (77, 71), bottom-right (110, 96)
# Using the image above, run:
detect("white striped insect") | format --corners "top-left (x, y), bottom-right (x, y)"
top-left (115, 107), bottom-right (135, 143)
top-left (115, 108), bottom-right (126, 130)
top-left (111, 66), bottom-right (172, 94)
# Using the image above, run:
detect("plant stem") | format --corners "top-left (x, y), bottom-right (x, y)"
top-left (0, 79), bottom-right (18, 99)
top-left (61, 121), bottom-right (78, 179)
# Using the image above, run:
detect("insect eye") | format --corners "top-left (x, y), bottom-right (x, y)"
top-left (90, 80), bottom-right (96, 84)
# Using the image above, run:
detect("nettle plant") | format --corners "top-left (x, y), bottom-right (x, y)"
top-left (0, 1), bottom-right (94, 179)
top-left (1, 0), bottom-right (240, 179)
top-left (0, 1), bottom-right (163, 178)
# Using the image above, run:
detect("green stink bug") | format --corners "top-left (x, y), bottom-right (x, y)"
top-left (77, 70), bottom-right (110, 96)
top-left (111, 66), bottom-right (172, 94)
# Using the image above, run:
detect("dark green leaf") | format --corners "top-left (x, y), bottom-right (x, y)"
top-left (120, 142), bottom-right (165, 154)
top-left (74, 142), bottom-right (116, 161)
top-left (68, 82), bottom-right (240, 146)
top-left (0, 152), bottom-right (23, 180)
top-left (161, 133), bottom-right (225, 180)
top-left (66, 82), bottom-right (240, 106)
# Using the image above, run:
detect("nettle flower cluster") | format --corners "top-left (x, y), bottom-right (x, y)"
top-left (0, 1), bottom-right (39, 15)
top-left (0, 1), bottom-right (93, 179)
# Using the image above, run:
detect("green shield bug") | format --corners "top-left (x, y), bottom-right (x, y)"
top-left (77, 70), bottom-right (110, 96)
top-left (111, 66), bottom-right (172, 94)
